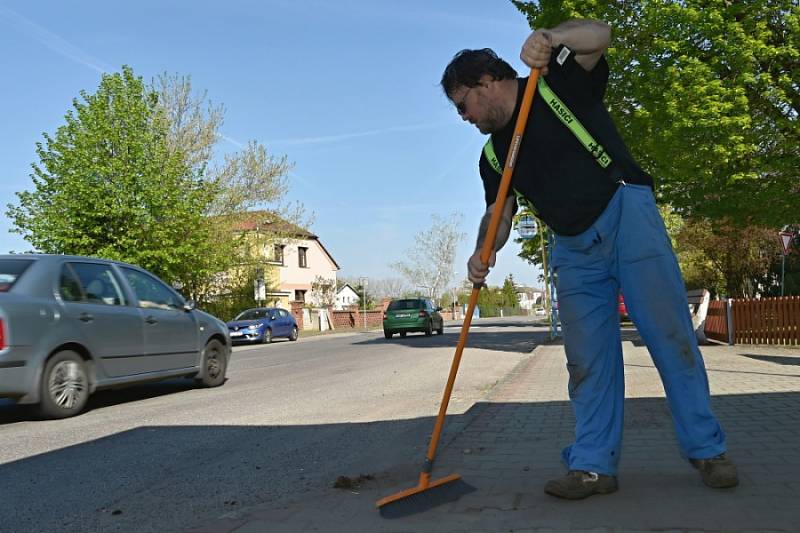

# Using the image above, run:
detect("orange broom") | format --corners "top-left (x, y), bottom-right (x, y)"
top-left (376, 67), bottom-right (541, 518)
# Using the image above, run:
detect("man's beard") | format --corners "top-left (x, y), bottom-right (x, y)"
top-left (476, 105), bottom-right (509, 134)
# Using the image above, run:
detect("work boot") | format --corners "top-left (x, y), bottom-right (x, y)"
top-left (690, 453), bottom-right (739, 488)
top-left (544, 470), bottom-right (618, 500)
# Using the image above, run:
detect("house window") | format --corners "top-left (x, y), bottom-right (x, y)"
top-left (295, 289), bottom-right (306, 302)
top-left (298, 247), bottom-right (308, 268)
top-left (274, 244), bottom-right (284, 264)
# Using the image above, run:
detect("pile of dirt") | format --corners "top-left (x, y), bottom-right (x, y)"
top-left (333, 474), bottom-right (375, 490)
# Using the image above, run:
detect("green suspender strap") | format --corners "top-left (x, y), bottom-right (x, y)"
top-left (483, 138), bottom-right (539, 216)
top-left (536, 76), bottom-right (613, 169)
top-left (482, 76), bottom-right (615, 176)
top-left (483, 76), bottom-right (617, 217)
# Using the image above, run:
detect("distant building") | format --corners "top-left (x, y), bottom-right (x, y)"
top-left (230, 211), bottom-right (340, 309)
top-left (516, 286), bottom-right (544, 311)
top-left (334, 284), bottom-right (360, 310)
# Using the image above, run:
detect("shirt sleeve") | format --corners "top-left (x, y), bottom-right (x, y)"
top-left (589, 55), bottom-right (609, 101)
top-left (549, 44), bottom-right (608, 103)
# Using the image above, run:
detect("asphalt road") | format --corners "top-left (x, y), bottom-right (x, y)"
top-left (0, 317), bottom-right (546, 533)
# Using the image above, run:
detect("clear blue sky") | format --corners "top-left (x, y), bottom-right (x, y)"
top-left (0, 0), bottom-right (543, 289)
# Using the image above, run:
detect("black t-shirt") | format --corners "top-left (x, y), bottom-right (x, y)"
top-left (479, 45), bottom-right (653, 236)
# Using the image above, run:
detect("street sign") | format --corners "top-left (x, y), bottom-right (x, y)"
top-left (779, 231), bottom-right (794, 255)
top-left (254, 278), bottom-right (266, 301)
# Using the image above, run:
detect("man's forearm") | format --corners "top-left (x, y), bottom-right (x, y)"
top-left (546, 19), bottom-right (610, 55)
top-left (475, 202), bottom-right (514, 255)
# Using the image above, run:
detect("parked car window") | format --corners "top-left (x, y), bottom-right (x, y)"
top-left (68, 262), bottom-right (126, 306)
top-left (0, 259), bottom-right (34, 292)
top-left (278, 309), bottom-right (289, 318)
top-left (121, 267), bottom-right (183, 310)
top-left (59, 264), bottom-right (85, 302)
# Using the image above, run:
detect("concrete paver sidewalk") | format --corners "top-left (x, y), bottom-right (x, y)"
top-left (189, 333), bottom-right (800, 532)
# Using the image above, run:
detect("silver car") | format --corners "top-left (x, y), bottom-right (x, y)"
top-left (0, 254), bottom-right (231, 419)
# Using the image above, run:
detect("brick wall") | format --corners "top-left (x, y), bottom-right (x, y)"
top-left (331, 306), bottom-right (383, 329)
top-left (290, 300), bottom-right (304, 330)
top-left (331, 309), bottom-right (357, 328)
top-left (308, 299), bottom-right (396, 331)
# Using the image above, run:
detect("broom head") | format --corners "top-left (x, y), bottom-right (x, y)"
top-left (376, 473), bottom-right (476, 519)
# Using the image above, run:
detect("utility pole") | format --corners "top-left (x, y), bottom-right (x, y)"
top-left (359, 277), bottom-right (368, 329)
top-left (452, 271), bottom-right (458, 320)
top-left (779, 228), bottom-right (794, 296)
top-left (538, 220), bottom-right (550, 316)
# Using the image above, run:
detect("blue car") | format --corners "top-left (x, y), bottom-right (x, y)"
top-left (227, 307), bottom-right (299, 344)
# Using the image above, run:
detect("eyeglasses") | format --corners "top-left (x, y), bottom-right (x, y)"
top-left (453, 86), bottom-right (475, 115)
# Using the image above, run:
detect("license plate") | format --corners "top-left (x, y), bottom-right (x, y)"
top-left (229, 331), bottom-right (243, 337)
top-left (395, 313), bottom-right (411, 318)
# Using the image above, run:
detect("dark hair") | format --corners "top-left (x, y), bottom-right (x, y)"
top-left (440, 48), bottom-right (518, 98)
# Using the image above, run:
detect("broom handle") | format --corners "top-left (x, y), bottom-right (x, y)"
top-left (419, 68), bottom-right (541, 486)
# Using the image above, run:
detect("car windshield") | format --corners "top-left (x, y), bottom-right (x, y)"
top-left (0, 259), bottom-right (35, 293)
top-left (387, 299), bottom-right (423, 311)
top-left (235, 309), bottom-right (272, 321)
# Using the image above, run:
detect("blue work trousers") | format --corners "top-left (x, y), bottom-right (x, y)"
top-left (551, 184), bottom-right (726, 476)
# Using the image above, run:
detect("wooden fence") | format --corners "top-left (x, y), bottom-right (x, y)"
top-left (730, 296), bottom-right (800, 346)
top-left (704, 300), bottom-right (730, 344)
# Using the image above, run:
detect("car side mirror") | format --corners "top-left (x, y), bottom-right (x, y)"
top-left (269, 314), bottom-right (276, 320)
top-left (183, 299), bottom-right (196, 312)
top-left (435, 306), bottom-right (442, 312)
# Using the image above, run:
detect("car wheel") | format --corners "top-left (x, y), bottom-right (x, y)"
top-left (37, 350), bottom-right (90, 419)
top-left (384, 330), bottom-right (392, 339)
top-left (437, 321), bottom-right (444, 335)
top-left (425, 320), bottom-right (433, 336)
top-left (399, 332), bottom-right (407, 338)
top-left (289, 327), bottom-right (299, 341)
top-left (261, 329), bottom-right (273, 344)
top-left (196, 339), bottom-right (227, 388)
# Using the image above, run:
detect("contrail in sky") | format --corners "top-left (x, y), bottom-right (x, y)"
top-left (220, 134), bottom-right (245, 149)
top-left (265, 121), bottom-right (452, 147)
top-left (0, 5), bottom-right (111, 74)
top-left (429, 136), bottom-right (486, 184)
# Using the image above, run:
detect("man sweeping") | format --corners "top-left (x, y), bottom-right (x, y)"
top-left (440, 18), bottom-right (738, 499)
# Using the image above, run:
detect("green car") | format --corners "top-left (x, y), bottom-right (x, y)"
top-left (383, 298), bottom-right (444, 339)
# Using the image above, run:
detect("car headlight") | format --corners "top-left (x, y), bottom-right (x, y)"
top-left (247, 325), bottom-right (259, 330)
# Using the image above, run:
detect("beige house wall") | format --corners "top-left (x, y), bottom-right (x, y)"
top-left (220, 222), bottom-right (339, 310)
top-left (273, 238), bottom-right (338, 308)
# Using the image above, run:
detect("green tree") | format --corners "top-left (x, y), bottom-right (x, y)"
top-left (500, 274), bottom-right (520, 308)
top-left (153, 73), bottom-right (300, 303)
top-left (674, 218), bottom-right (783, 297)
top-left (351, 281), bottom-right (376, 310)
top-left (476, 284), bottom-right (504, 317)
top-left (7, 66), bottom-right (214, 286)
top-left (761, 242), bottom-right (799, 296)
top-left (153, 71), bottom-right (224, 171)
top-left (513, 1), bottom-right (799, 227)
top-left (516, 218), bottom-right (551, 283)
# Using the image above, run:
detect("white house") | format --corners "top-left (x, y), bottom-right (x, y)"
top-left (517, 286), bottom-right (544, 311)
top-left (334, 284), bottom-right (360, 310)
